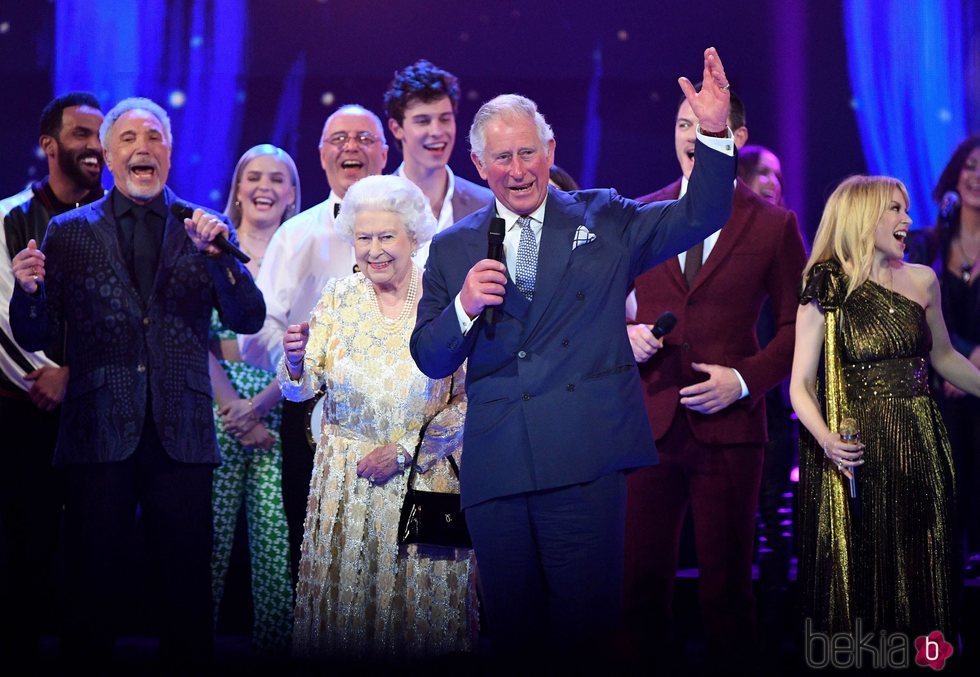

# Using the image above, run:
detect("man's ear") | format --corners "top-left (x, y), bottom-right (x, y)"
top-left (470, 152), bottom-right (488, 181)
top-left (733, 126), bottom-right (749, 150)
top-left (39, 135), bottom-right (57, 159)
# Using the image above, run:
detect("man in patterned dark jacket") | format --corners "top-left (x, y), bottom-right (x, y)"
top-left (9, 96), bottom-right (264, 667)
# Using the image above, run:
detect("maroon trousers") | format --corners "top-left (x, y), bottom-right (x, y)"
top-left (623, 413), bottom-right (764, 665)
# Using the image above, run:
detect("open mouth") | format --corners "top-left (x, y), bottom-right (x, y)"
top-left (253, 197), bottom-right (275, 208)
top-left (368, 260), bottom-right (392, 270)
top-left (341, 160), bottom-right (364, 170)
top-left (423, 142), bottom-right (448, 152)
top-left (509, 182), bottom-right (534, 194)
top-left (893, 229), bottom-right (908, 244)
top-left (130, 164), bottom-right (157, 179)
top-left (80, 156), bottom-right (102, 171)
top-left (685, 149), bottom-right (695, 161)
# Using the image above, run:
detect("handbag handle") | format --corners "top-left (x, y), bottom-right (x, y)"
top-left (404, 372), bottom-right (461, 492)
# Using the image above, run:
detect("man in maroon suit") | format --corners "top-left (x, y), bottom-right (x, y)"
top-left (623, 89), bottom-right (806, 672)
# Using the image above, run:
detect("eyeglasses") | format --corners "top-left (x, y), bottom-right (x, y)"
top-left (324, 132), bottom-right (380, 149)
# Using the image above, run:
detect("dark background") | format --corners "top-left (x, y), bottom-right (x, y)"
top-left (0, 0), bottom-right (869, 240)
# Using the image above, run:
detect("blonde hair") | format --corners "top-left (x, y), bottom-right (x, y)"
top-left (223, 144), bottom-right (301, 227)
top-left (803, 175), bottom-right (910, 298)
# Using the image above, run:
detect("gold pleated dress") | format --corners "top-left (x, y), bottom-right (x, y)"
top-left (798, 261), bottom-right (956, 638)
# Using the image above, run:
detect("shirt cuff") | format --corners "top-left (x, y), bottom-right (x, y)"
top-left (696, 126), bottom-right (735, 156)
top-left (732, 368), bottom-right (749, 400)
top-left (454, 293), bottom-right (476, 335)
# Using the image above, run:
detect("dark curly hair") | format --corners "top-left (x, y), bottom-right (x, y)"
top-left (383, 59), bottom-right (460, 127)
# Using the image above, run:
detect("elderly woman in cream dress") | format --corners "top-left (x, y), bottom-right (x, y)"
top-left (278, 174), bottom-right (476, 660)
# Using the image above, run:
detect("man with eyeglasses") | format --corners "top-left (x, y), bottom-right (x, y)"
top-left (240, 103), bottom-right (388, 584)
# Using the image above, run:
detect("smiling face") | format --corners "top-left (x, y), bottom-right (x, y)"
top-left (747, 150), bottom-right (783, 206)
top-left (235, 154), bottom-right (296, 228)
top-left (319, 111), bottom-right (388, 197)
top-left (674, 99), bottom-right (700, 180)
top-left (353, 209), bottom-right (415, 292)
top-left (873, 186), bottom-right (912, 262)
top-left (956, 146), bottom-right (980, 212)
top-left (48, 104), bottom-right (104, 191)
top-left (389, 96), bottom-right (456, 175)
top-left (471, 114), bottom-right (555, 216)
top-left (104, 108), bottom-right (171, 203)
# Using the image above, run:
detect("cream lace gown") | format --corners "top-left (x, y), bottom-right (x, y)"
top-left (279, 273), bottom-right (476, 659)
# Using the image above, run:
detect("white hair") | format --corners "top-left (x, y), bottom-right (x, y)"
top-left (334, 175), bottom-right (437, 247)
top-left (469, 94), bottom-right (554, 164)
top-left (99, 97), bottom-right (173, 148)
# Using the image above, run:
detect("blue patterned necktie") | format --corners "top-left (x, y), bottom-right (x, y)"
top-left (515, 215), bottom-right (537, 300)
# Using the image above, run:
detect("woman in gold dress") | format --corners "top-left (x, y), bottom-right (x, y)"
top-left (278, 175), bottom-right (476, 660)
top-left (790, 175), bottom-right (980, 638)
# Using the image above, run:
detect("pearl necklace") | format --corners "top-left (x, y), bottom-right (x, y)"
top-left (369, 265), bottom-right (419, 325)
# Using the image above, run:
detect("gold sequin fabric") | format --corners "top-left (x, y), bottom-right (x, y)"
top-left (798, 261), bottom-right (956, 638)
top-left (278, 274), bottom-right (477, 659)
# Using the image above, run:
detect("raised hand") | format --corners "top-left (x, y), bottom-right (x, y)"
top-left (12, 239), bottom-right (46, 294)
top-left (283, 321), bottom-right (310, 378)
top-left (180, 207), bottom-right (230, 256)
top-left (678, 47), bottom-right (731, 134)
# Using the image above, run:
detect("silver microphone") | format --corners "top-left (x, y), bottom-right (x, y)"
top-left (840, 417), bottom-right (859, 499)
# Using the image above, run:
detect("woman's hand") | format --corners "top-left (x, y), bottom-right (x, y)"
top-left (283, 321), bottom-right (310, 379)
top-left (357, 444), bottom-right (400, 486)
top-left (821, 431), bottom-right (865, 480)
top-left (237, 422), bottom-right (276, 451)
top-left (219, 397), bottom-right (260, 435)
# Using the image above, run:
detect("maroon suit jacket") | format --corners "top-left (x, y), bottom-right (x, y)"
top-left (633, 180), bottom-right (806, 446)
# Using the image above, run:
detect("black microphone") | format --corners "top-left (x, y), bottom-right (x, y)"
top-left (169, 202), bottom-right (250, 264)
top-left (484, 217), bottom-right (506, 328)
top-left (840, 417), bottom-right (859, 502)
top-left (939, 191), bottom-right (960, 222)
top-left (651, 311), bottom-right (677, 339)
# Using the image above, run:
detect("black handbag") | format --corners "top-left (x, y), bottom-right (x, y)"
top-left (397, 421), bottom-right (472, 549)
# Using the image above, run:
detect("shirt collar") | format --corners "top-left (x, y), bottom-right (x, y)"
top-left (494, 194), bottom-right (548, 233)
top-left (111, 187), bottom-right (167, 221)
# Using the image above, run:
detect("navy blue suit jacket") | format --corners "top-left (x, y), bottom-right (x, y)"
top-left (411, 141), bottom-right (735, 508)
top-left (10, 186), bottom-right (265, 466)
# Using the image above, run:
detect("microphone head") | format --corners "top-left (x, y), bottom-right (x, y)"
top-left (169, 202), bottom-right (194, 221)
top-left (489, 217), bottom-right (505, 243)
top-left (651, 311), bottom-right (677, 339)
top-left (840, 417), bottom-right (859, 438)
top-left (939, 191), bottom-right (960, 220)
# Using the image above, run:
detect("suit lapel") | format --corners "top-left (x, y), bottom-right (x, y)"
top-left (688, 183), bottom-right (752, 294)
top-left (522, 190), bottom-right (583, 333)
top-left (89, 196), bottom-right (141, 303)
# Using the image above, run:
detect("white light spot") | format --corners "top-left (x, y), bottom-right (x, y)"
top-left (0, 21), bottom-right (10, 34)
top-left (849, 97), bottom-right (859, 111)
top-left (617, 29), bottom-right (629, 41)
top-left (937, 108), bottom-right (952, 123)
top-left (168, 90), bottom-right (187, 108)
top-left (34, 145), bottom-right (46, 160)
top-left (236, 90), bottom-right (247, 103)
top-left (208, 188), bottom-right (222, 203)
top-left (466, 89), bottom-right (479, 102)
top-left (190, 35), bottom-right (204, 49)
top-left (190, 153), bottom-right (201, 166)
top-left (320, 91), bottom-right (336, 106)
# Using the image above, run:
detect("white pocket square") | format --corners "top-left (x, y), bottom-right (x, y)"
top-left (572, 225), bottom-right (596, 250)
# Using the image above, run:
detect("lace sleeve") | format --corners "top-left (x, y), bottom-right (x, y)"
top-left (800, 260), bottom-right (846, 311)
top-left (416, 362), bottom-right (467, 473)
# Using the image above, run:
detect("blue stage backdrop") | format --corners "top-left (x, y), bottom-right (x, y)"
top-left (845, 0), bottom-right (971, 229)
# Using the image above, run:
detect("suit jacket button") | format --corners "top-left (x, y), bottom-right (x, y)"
top-left (561, 338), bottom-right (570, 347)
top-left (683, 342), bottom-right (691, 350)
top-left (517, 350), bottom-right (527, 359)
top-left (576, 291), bottom-right (585, 300)
top-left (137, 364), bottom-right (147, 373)
top-left (143, 317), bottom-right (151, 327)
top-left (566, 384), bottom-right (575, 392)
top-left (522, 392), bottom-right (530, 401)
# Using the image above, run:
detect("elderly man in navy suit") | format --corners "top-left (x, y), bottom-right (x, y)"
top-left (9, 97), bottom-right (264, 667)
top-left (410, 47), bottom-right (736, 658)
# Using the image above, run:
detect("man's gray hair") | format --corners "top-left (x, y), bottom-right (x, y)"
top-left (334, 174), bottom-right (437, 248)
top-left (469, 94), bottom-right (554, 164)
top-left (99, 97), bottom-right (173, 148)
top-left (319, 104), bottom-right (386, 149)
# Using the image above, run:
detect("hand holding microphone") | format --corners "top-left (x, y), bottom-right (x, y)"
top-left (628, 311), bottom-right (677, 362)
top-left (839, 417), bottom-right (860, 499)
top-left (170, 202), bottom-right (250, 263)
